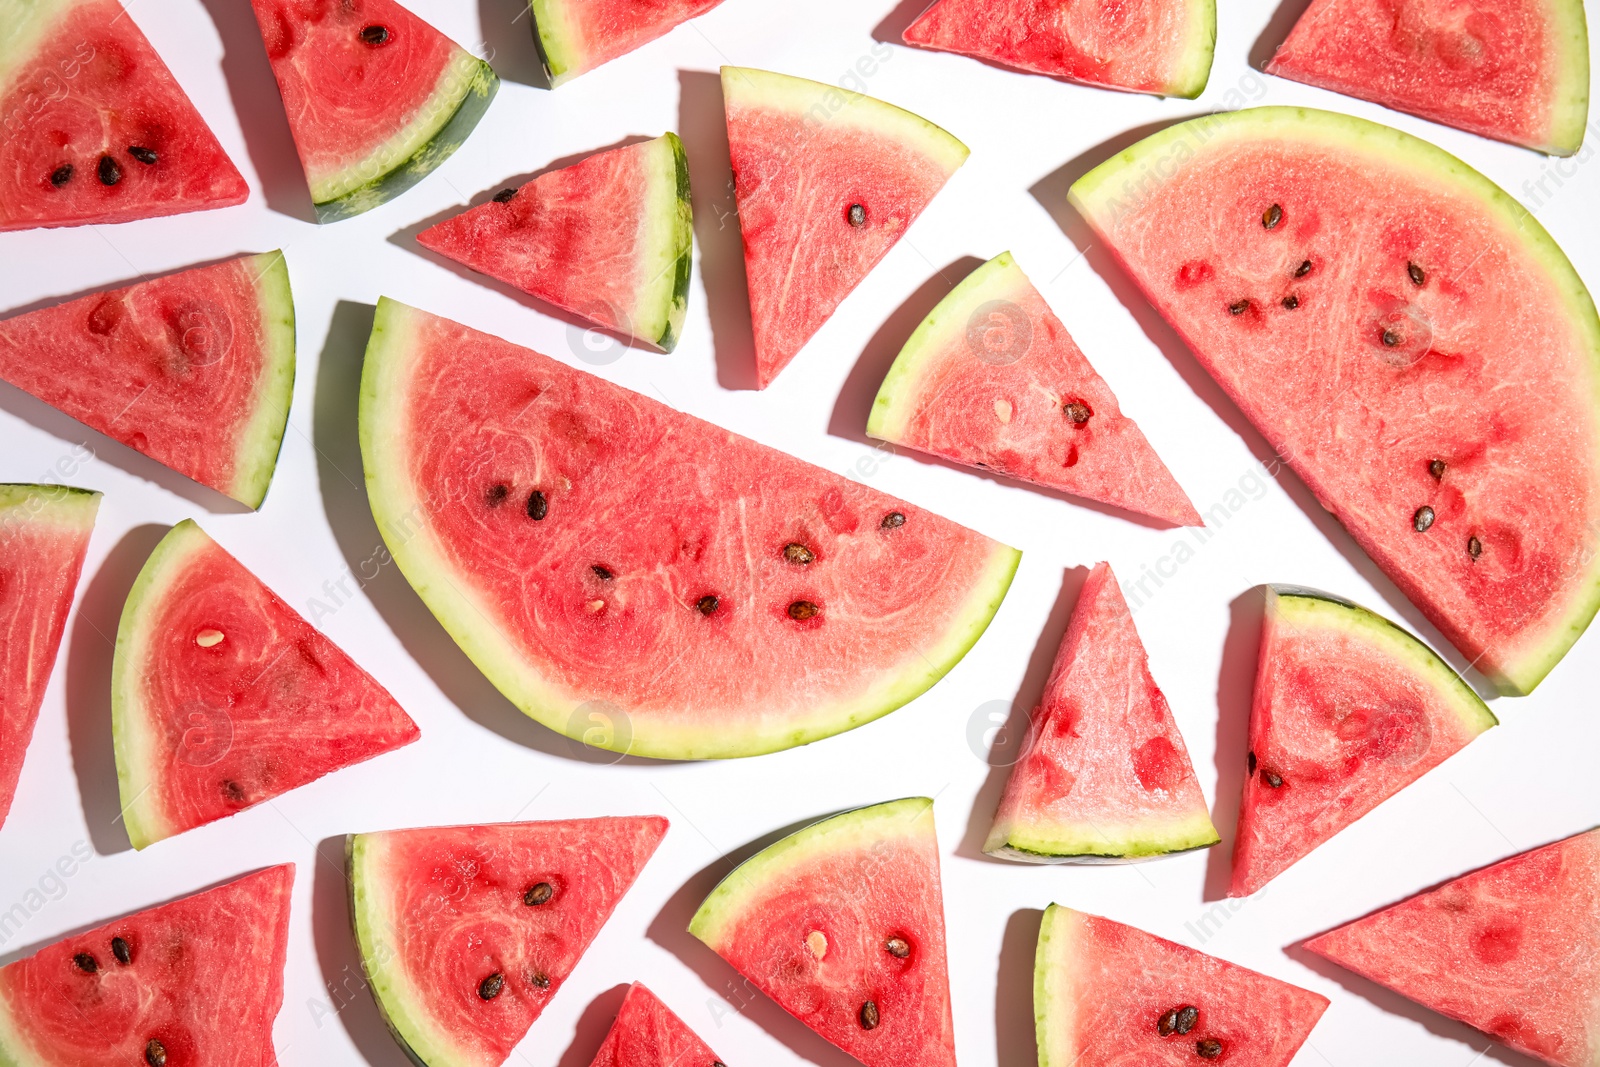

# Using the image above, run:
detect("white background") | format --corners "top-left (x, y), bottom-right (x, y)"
top-left (2, 0), bottom-right (1598, 1065)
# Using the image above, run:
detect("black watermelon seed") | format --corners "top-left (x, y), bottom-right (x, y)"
top-left (1281, 294), bottom-right (1299, 310)
top-left (847, 203), bottom-right (866, 227)
top-left (1064, 400), bottom-right (1092, 424)
top-left (532, 971), bottom-right (551, 989)
top-left (1429, 459), bottom-right (1447, 480)
top-left (1175, 1005), bottom-right (1199, 1035)
top-left (1408, 262), bottom-right (1426, 287)
top-left (1262, 203), bottom-right (1283, 230)
top-left (1158, 1009), bottom-right (1180, 1036)
top-left (885, 937), bottom-right (911, 958)
top-left (788, 600), bottom-right (819, 621)
top-left (527, 490), bottom-right (548, 520)
top-left (859, 1000), bottom-right (880, 1030)
top-left (1247, 750), bottom-right (1257, 775)
top-left (783, 542), bottom-right (816, 565)
top-left (222, 779), bottom-right (246, 803)
top-left (1468, 535), bottom-right (1483, 560)
top-left (591, 565), bottom-right (612, 581)
top-left (1197, 1038), bottom-right (1224, 1059)
top-left (1382, 329), bottom-right (1403, 347)
top-left (1263, 771), bottom-right (1284, 788)
top-left (1295, 259), bottom-right (1312, 277)
top-left (486, 483), bottom-right (509, 507)
top-left (97, 155), bottom-right (121, 186)
top-left (128, 146), bottom-right (158, 165)
top-left (145, 1039), bottom-right (167, 1067)
top-left (696, 595), bottom-right (719, 616)
top-left (524, 882), bottom-right (554, 906)
top-left (73, 952), bottom-right (98, 973)
top-left (881, 512), bottom-right (905, 529)
top-left (360, 24), bottom-right (390, 44)
top-left (493, 188), bottom-right (517, 203)
top-left (478, 973), bottom-right (504, 1000)
top-left (112, 937), bottom-right (132, 965)
top-left (1228, 299), bottom-right (1250, 316)
top-left (713, 1063), bottom-right (726, 1067)
top-left (1414, 506), bottom-right (1436, 533)
top-left (50, 164), bottom-right (74, 187)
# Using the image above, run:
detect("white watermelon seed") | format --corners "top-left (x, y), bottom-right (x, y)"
top-left (994, 399), bottom-right (1012, 424)
top-left (807, 930), bottom-right (828, 958)
top-left (196, 629), bottom-right (225, 648)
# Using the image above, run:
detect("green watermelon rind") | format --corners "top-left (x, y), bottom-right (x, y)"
top-left (529, 0), bottom-right (584, 87)
top-left (637, 132), bottom-right (694, 353)
top-left (1544, 0), bottom-right (1591, 155)
top-left (1034, 902), bottom-right (1079, 1067)
top-left (985, 814), bottom-right (1220, 865)
top-left (229, 250), bottom-right (297, 509)
top-left (1165, 0), bottom-right (1217, 99)
top-left (0, 483), bottom-right (101, 531)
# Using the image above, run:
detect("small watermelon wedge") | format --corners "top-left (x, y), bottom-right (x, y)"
top-left (690, 797), bottom-right (957, 1067)
top-left (0, 253), bottom-right (296, 509)
top-left (1231, 586), bottom-right (1496, 896)
top-left (532, 0), bottom-right (726, 86)
top-left (417, 134), bottom-right (693, 352)
top-left (113, 520), bottom-right (419, 848)
top-left (903, 0), bottom-right (1217, 99)
top-left (0, 865), bottom-right (293, 1066)
top-left (722, 66), bottom-right (969, 388)
top-left (868, 253), bottom-right (1200, 526)
top-left (248, 0), bottom-right (498, 221)
top-left (1036, 904), bottom-right (1330, 1067)
top-left (348, 817), bottom-right (668, 1067)
top-left (0, 0), bottom-right (249, 230)
top-left (0, 485), bottom-right (99, 831)
top-left (986, 563), bottom-right (1218, 862)
top-left (586, 983), bottom-right (726, 1067)
top-left (1268, 0), bottom-right (1590, 155)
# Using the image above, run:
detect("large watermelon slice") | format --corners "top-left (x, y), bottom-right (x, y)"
top-left (348, 816), bottom-right (668, 1067)
top-left (1070, 106), bottom-right (1600, 694)
top-left (532, 0), bottom-right (727, 87)
top-left (868, 252), bottom-right (1200, 526)
top-left (1305, 828), bottom-right (1600, 1066)
top-left (1268, 0), bottom-right (1590, 155)
top-left (1231, 586), bottom-right (1496, 897)
top-left (586, 983), bottom-right (726, 1067)
top-left (903, 0), bottom-right (1217, 99)
top-left (690, 797), bottom-right (956, 1067)
top-left (0, 485), bottom-right (99, 831)
top-left (247, 0), bottom-right (498, 221)
top-left (0, 253), bottom-right (296, 509)
top-left (0, 0), bottom-right (248, 231)
top-left (0, 865), bottom-right (293, 1066)
top-left (416, 134), bottom-right (693, 352)
top-left (358, 299), bottom-right (1019, 759)
top-left (1035, 903), bottom-right (1330, 1066)
top-left (986, 562), bottom-right (1218, 862)
top-left (723, 67), bottom-right (969, 388)
top-left (113, 520), bottom-right (419, 848)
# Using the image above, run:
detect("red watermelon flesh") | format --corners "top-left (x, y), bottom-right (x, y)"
top-left (0, 865), bottom-right (293, 1066)
top-left (0, 0), bottom-right (248, 231)
top-left (0, 485), bottom-right (99, 831)
top-left (1304, 828), bottom-right (1600, 1066)
top-left (986, 563), bottom-right (1218, 861)
top-left (1035, 904), bottom-right (1330, 1067)
top-left (348, 817), bottom-right (668, 1067)
top-left (532, 0), bottom-right (726, 86)
top-left (587, 983), bottom-right (725, 1067)
top-left (112, 520), bottom-right (419, 849)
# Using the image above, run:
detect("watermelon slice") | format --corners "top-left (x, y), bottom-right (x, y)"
top-left (0, 0), bottom-right (249, 231)
top-left (247, 0), bottom-right (498, 221)
top-left (868, 252), bottom-right (1200, 526)
top-left (1268, 0), bottom-right (1590, 155)
top-left (1304, 828), bottom-right (1600, 1067)
top-left (1231, 586), bottom-right (1496, 896)
top-left (113, 520), bottom-right (419, 848)
top-left (0, 485), bottom-right (99, 831)
top-left (416, 134), bottom-right (693, 352)
top-left (690, 797), bottom-right (956, 1067)
top-left (722, 66), bottom-right (969, 388)
top-left (348, 816), bottom-right (668, 1067)
top-left (1069, 106), bottom-right (1600, 695)
top-left (586, 983), bottom-right (726, 1067)
top-left (532, 0), bottom-right (727, 87)
top-left (903, 0), bottom-right (1217, 99)
top-left (358, 299), bottom-right (1019, 759)
top-left (0, 865), bottom-right (293, 1066)
top-left (0, 253), bottom-right (296, 509)
top-left (1035, 903), bottom-right (1330, 1066)
top-left (986, 562), bottom-right (1218, 862)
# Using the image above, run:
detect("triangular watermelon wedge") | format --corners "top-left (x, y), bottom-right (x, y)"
top-left (532, 0), bottom-right (727, 86)
top-left (903, 0), bottom-right (1216, 99)
top-left (869, 253), bottom-right (1201, 526)
top-left (113, 520), bottom-right (419, 848)
top-left (690, 797), bottom-right (957, 1067)
top-left (348, 817), bottom-right (668, 1067)
top-left (722, 66), bottom-right (969, 388)
top-left (1231, 586), bottom-right (1497, 896)
top-left (586, 983), bottom-right (726, 1067)
top-left (0, 485), bottom-right (99, 831)
top-left (986, 563), bottom-right (1217, 861)
top-left (0, 0), bottom-right (249, 231)
top-left (0, 865), bottom-right (293, 1065)
top-left (1036, 903), bottom-right (1330, 1066)
top-left (417, 134), bottom-right (693, 352)
top-left (1304, 829), bottom-right (1600, 1067)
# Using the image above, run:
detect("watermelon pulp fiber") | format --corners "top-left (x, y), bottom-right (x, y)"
top-left (1070, 106), bottom-right (1600, 694)
top-left (0, 865), bottom-right (293, 1067)
top-left (0, 0), bottom-right (248, 230)
top-left (586, 983), bottom-right (726, 1067)
top-left (531, 0), bottom-right (726, 86)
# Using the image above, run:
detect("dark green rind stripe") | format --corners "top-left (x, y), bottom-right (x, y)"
top-left (655, 132), bottom-right (695, 352)
top-left (990, 836), bottom-right (1218, 865)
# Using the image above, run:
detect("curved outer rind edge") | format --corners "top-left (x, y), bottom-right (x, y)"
top-left (641, 132), bottom-right (693, 353)
top-left (529, 0), bottom-right (580, 86)
top-left (229, 251), bottom-right (297, 509)
top-left (1544, 0), bottom-right (1591, 154)
top-left (1033, 902), bottom-right (1077, 1067)
top-left (1165, 0), bottom-right (1217, 99)
top-left (986, 813), bottom-right (1220, 865)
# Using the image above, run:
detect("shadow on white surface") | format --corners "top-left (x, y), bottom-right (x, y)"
top-left (870, 0), bottom-right (928, 45)
top-left (1249, 0), bottom-right (1317, 72)
top-left (1204, 587), bottom-right (1264, 901)
top-left (478, 0), bottom-right (554, 89)
top-left (554, 982), bottom-right (631, 1067)
top-left (995, 907), bottom-right (1042, 1067)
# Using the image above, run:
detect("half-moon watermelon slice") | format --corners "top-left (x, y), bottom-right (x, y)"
top-left (1035, 903), bottom-right (1330, 1067)
top-left (0, 0), bottom-right (249, 231)
top-left (348, 816), bottom-right (668, 1067)
top-left (247, 0), bottom-right (498, 221)
top-left (113, 520), bottom-right (419, 849)
top-left (722, 66), bottom-right (969, 388)
top-left (986, 562), bottom-right (1218, 862)
top-left (1070, 107), bottom-right (1600, 694)
top-left (868, 252), bottom-right (1200, 526)
top-left (359, 299), bottom-right (1019, 759)
top-left (1231, 586), bottom-right (1496, 897)
top-left (0, 253), bottom-right (296, 509)
top-left (416, 133), bottom-right (693, 352)
top-left (1268, 0), bottom-right (1590, 155)
top-left (0, 864), bottom-right (293, 1066)
top-left (0, 484), bottom-right (99, 832)
top-left (902, 0), bottom-right (1217, 99)
top-left (1304, 828), bottom-right (1600, 1066)
top-left (532, 0), bottom-right (727, 87)
top-left (690, 797), bottom-right (956, 1067)
top-left (586, 983), bottom-right (726, 1067)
